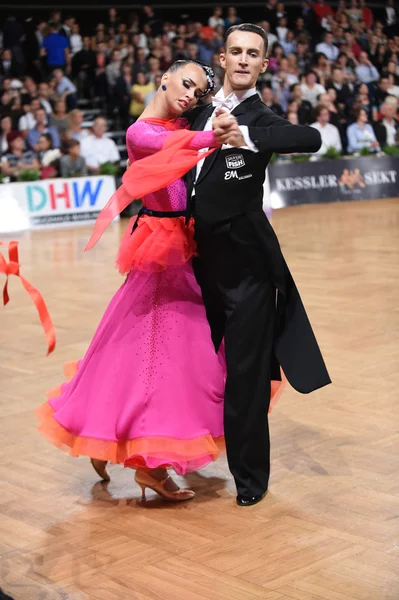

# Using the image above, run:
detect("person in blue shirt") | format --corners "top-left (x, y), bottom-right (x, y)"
top-left (347, 107), bottom-right (380, 154)
top-left (41, 21), bottom-right (70, 73)
top-left (26, 107), bottom-right (60, 152)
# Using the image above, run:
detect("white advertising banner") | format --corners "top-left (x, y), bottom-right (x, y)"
top-left (0, 175), bottom-right (117, 232)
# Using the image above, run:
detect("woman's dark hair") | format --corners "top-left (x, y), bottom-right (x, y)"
top-left (167, 60), bottom-right (215, 97)
top-left (354, 106), bottom-right (368, 121)
top-left (224, 23), bottom-right (269, 57)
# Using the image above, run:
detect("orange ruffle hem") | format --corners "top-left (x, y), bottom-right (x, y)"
top-left (36, 362), bottom-right (225, 470)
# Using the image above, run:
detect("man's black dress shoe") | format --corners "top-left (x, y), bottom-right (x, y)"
top-left (236, 491), bottom-right (267, 507)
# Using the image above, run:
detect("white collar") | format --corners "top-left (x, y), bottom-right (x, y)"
top-left (214, 87), bottom-right (257, 104)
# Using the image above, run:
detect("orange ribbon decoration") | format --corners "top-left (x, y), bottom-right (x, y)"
top-left (0, 240), bottom-right (56, 355)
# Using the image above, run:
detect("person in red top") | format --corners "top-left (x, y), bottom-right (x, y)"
top-left (359, 0), bottom-right (373, 29)
top-left (312, 0), bottom-right (335, 24)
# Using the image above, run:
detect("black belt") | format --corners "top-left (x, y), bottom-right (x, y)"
top-left (131, 207), bottom-right (189, 233)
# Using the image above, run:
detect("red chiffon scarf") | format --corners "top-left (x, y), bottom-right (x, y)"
top-left (85, 118), bottom-right (215, 251)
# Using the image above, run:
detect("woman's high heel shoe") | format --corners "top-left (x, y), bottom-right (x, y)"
top-left (135, 470), bottom-right (195, 502)
top-left (90, 458), bottom-right (110, 482)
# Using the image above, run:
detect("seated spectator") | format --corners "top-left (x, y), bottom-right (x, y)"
top-left (347, 107), bottom-right (380, 153)
top-left (260, 86), bottom-right (284, 116)
top-left (0, 116), bottom-right (14, 156)
top-left (272, 71), bottom-right (292, 113)
top-left (355, 51), bottom-right (380, 84)
top-left (326, 66), bottom-right (353, 108)
top-left (261, 22), bottom-right (278, 52)
top-left (129, 72), bottom-right (155, 121)
top-left (60, 139), bottom-right (87, 177)
top-left (20, 77), bottom-right (38, 105)
top-left (208, 7), bottom-right (224, 29)
top-left (378, 100), bottom-right (399, 146)
top-left (287, 110), bottom-right (299, 124)
top-left (67, 109), bottom-right (89, 142)
top-left (224, 7), bottom-right (242, 30)
top-left (311, 104), bottom-right (343, 155)
top-left (53, 68), bottom-right (78, 111)
top-left (280, 31), bottom-right (296, 57)
top-left (313, 0), bottom-right (335, 25)
top-left (1, 131), bottom-right (39, 180)
top-left (290, 83), bottom-right (313, 125)
top-left (387, 73), bottom-right (399, 99)
top-left (26, 107), bottom-right (60, 151)
top-left (37, 133), bottom-right (61, 174)
top-left (18, 98), bottom-right (41, 136)
top-left (49, 99), bottom-right (69, 137)
top-left (37, 82), bottom-right (53, 115)
top-left (355, 82), bottom-right (378, 121)
top-left (301, 70), bottom-right (326, 107)
top-left (0, 49), bottom-right (22, 79)
top-left (80, 117), bottom-right (120, 174)
top-left (144, 74), bottom-right (162, 107)
top-left (316, 32), bottom-right (339, 62)
top-left (336, 52), bottom-right (357, 85)
top-left (276, 17), bottom-right (289, 43)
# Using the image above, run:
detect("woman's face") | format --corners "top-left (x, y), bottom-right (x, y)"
top-left (56, 101), bottom-right (66, 114)
top-left (38, 136), bottom-right (51, 152)
top-left (1, 116), bottom-right (12, 133)
top-left (136, 72), bottom-right (147, 86)
top-left (359, 83), bottom-right (368, 96)
top-left (162, 63), bottom-right (208, 116)
top-left (358, 108), bottom-right (368, 123)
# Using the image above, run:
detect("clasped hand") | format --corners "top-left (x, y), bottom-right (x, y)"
top-left (212, 107), bottom-right (245, 147)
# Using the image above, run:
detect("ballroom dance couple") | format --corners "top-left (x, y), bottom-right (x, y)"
top-left (36, 23), bottom-right (330, 507)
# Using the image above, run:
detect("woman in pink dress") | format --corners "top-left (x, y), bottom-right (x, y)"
top-left (36, 60), bottom-right (227, 502)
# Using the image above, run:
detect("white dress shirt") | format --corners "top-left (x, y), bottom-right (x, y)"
top-left (310, 121), bottom-right (342, 155)
top-left (193, 87), bottom-right (259, 189)
top-left (80, 134), bottom-right (120, 169)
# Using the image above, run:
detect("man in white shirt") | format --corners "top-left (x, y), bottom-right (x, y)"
top-left (310, 104), bottom-right (342, 156)
top-left (18, 98), bottom-right (41, 135)
top-left (380, 101), bottom-right (399, 146)
top-left (301, 70), bottom-right (326, 107)
top-left (80, 117), bottom-right (120, 174)
top-left (316, 32), bottom-right (339, 62)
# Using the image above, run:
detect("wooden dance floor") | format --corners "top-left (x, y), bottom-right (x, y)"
top-left (1, 198), bottom-right (399, 600)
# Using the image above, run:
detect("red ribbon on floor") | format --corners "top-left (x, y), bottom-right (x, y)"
top-left (0, 240), bottom-right (56, 355)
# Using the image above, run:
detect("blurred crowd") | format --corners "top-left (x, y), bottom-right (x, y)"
top-left (1, 1), bottom-right (399, 181)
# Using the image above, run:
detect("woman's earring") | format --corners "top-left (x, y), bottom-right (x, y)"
top-left (161, 84), bottom-right (167, 90)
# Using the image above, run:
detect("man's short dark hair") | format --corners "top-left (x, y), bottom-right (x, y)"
top-left (224, 23), bottom-right (269, 58)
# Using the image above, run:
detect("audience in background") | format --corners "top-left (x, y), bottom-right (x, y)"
top-left (1, 1), bottom-right (399, 182)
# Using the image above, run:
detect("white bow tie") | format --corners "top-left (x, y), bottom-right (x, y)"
top-left (211, 95), bottom-right (236, 112)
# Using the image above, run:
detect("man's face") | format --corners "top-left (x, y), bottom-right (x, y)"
top-left (35, 109), bottom-right (46, 124)
top-left (380, 78), bottom-right (390, 92)
top-left (325, 33), bottom-right (333, 44)
top-left (382, 104), bottom-right (394, 120)
top-left (39, 83), bottom-right (49, 97)
top-left (93, 118), bottom-right (107, 137)
top-left (220, 30), bottom-right (268, 91)
top-left (333, 68), bottom-right (343, 84)
top-left (2, 50), bottom-right (12, 62)
top-left (318, 108), bottom-right (330, 125)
